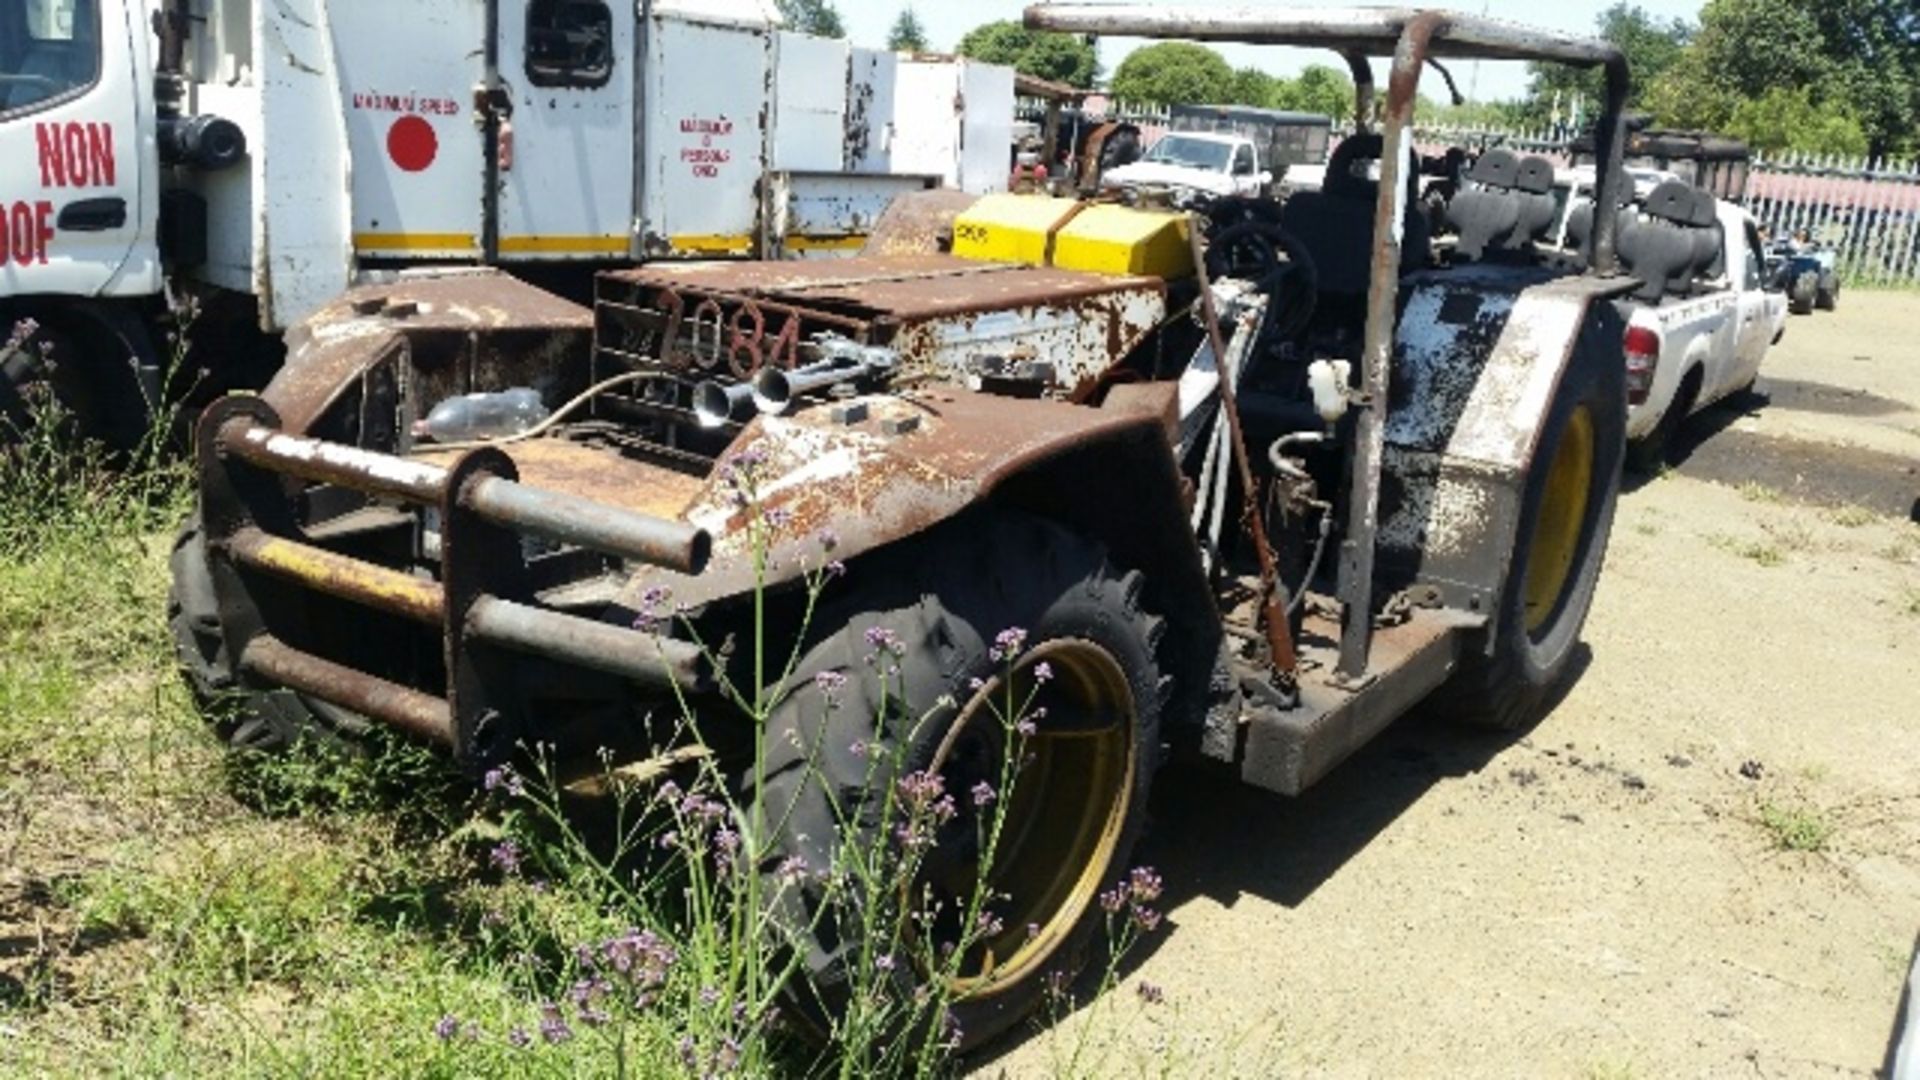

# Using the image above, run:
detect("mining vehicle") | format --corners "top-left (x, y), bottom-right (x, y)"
top-left (170, 4), bottom-right (1648, 1049)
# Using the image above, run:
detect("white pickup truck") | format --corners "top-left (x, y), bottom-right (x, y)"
top-left (1567, 180), bottom-right (1788, 470)
top-left (1101, 131), bottom-right (1271, 201)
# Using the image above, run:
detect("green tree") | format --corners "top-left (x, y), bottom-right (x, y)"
top-left (1724, 85), bottom-right (1869, 156)
top-left (886, 8), bottom-right (928, 52)
top-left (1228, 67), bottom-right (1278, 108)
top-left (956, 20), bottom-right (1099, 88)
top-left (1644, 0), bottom-right (1917, 157)
top-left (1275, 64), bottom-right (1355, 120)
top-left (1109, 42), bottom-right (1235, 106)
top-left (776, 0), bottom-right (843, 38)
top-left (1523, 3), bottom-right (1691, 122)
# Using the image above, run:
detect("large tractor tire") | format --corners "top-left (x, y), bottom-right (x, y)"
top-left (167, 514), bottom-right (343, 753)
top-left (1788, 270), bottom-right (1817, 315)
top-left (1437, 334), bottom-right (1625, 730)
top-left (750, 509), bottom-right (1167, 1051)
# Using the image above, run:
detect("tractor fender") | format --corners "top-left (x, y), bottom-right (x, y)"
top-left (618, 382), bottom-right (1224, 731)
top-left (1376, 268), bottom-right (1633, 646)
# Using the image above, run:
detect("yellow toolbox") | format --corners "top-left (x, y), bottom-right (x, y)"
top-left (1052, 205), bottom-right (1193, 279)
top-left (951, 194), bottom-right (1083, 266)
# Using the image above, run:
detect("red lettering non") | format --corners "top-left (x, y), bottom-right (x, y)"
top-left (35, 124), bottom-right (65, 187)
top-left (62, 123), bottom-right (89, 187)
top-left (85, 124), bottom-right (113, 187)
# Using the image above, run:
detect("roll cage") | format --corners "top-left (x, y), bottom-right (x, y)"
top-left (1025, 5), bottom-right (1632, 677)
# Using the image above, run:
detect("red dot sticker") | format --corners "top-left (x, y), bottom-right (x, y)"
top-left (387, 115), bottom-right (438, 172)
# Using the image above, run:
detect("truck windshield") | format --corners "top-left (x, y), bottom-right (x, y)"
top-left (1, 0), bottom-right (100, 114)
top-left (1143, 135), bottom-right (1232, 173)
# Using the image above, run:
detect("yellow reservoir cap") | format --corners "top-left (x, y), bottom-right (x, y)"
top-left (951, 194), bottom-right (1084, 266)
top-left (1052, 205), bottom-right (1194, 279)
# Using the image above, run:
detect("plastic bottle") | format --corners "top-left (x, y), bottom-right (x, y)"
top-left (414, 387), bottom-right (549, 442)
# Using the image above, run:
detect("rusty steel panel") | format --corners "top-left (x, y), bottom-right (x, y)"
top-left (619, 387), bottom-right (1175, 613)
top-left (266, 271), bottom-right (594, 434)
top-left (605, 254), bottom-right (1166, 387)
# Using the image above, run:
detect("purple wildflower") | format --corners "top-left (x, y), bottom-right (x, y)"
top-left (507, 1026), bottom-right (532, 1049)
top-left (537, 1002), bottom-right (572, 1044)
top-left (1137, 980), bottom-right (1165, 1005)
top-left (990, 627), bottom-right (1028, 661)
top-left (976, 910), bottom-right (1005, 937)
top-left (678, 1035), bottom-right (698, 1068)
top-left (482, 765), bottom-right (526, 797)
top-left (717, 1037), bottom-right (742, 1072)
top-left (931, 793), bottom-right (957, 824)
top-left (700, 985), bottom-right (722, 1007)
top-left (633, 584), bottom-right (674, 632)
top-left (826, 559), bottom-right (846, 578)
top-left (817, 527), bottom-right (839, 551)
top-left (489, 840), bottom-right (522, 875)
top-left (849, 739), bottom-right (870, 759)
top-left (714, 827), bottom-right (741, 856)
top-left (813, 669), bottom-right (849, 700)
top-left (1128, 866), bottom-right (1164, 904)
top-left (1130, 906), bottom-right (1163, 933)
top-left (1099, 883), bottom-right (1126, 914)
top-left (1016, 717), bottom-right (1038, 738)
top-left (875, 953), bottom-right (896, 972)
top-left (863, 625), bottom-right (903, 656)
top-left (970, 780), bottom-right (996, 808)
top-left (1032, 660), bottom-right (1054, 684)
top-left (897, 769), bottom-right (945, 811)
top-left (776, 854), bottom-right (809, 882)
top-left (433, 1014), bottom-right (459, 1041)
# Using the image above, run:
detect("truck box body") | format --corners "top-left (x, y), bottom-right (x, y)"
top-left (1, 0), bottom-right (1014, 332)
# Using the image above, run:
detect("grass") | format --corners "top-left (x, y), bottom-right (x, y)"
top-left (1756, 799), bottom-right (1835, 853)
top-left (1899, 583), bottom-right (1920, 617)
top-left (0, 410), bottom-right (1168, 1078)
top-left (1736, 480), bottom-right (1783, 504)
top-left (1708, 532), bottom-right (1786, 567)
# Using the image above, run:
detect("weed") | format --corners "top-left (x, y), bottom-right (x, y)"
top-left (1828, 504), bottom-right (1876, 528)
top-left (1757, 799), bottom-right (1834, 853)
top-left (1899, 583), bottom-right (1920, 617)
top-left (1708, 533), bottom-right (1786, 567)
top-left (1632, 522), bottom-right (1659, 537)
top-left (1737, 480), bottom-right (1782, 504)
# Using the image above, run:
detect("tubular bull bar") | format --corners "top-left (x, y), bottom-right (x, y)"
top-left (195, 396), bottom-right (712, 767)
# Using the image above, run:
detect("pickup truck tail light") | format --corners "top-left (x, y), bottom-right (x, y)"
top-left (1623, 326), bottom-right (1659, 405)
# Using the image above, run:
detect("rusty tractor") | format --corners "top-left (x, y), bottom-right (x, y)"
top-left (169, 6), bottom-right (1641, 1049)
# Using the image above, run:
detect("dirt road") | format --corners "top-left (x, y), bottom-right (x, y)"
top-left (982, 294), bottom-right (1920, 1078)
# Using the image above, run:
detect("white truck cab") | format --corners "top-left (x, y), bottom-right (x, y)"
top-left (1103, 131), bottom-right (1270, 200)
top-left (0, 0), bottom-right (158, 301)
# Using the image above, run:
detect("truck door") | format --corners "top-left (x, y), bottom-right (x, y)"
top-left (0, 0), bottom-right (153, 298)
top-left (495, 0), bottom-right (634, 260)
top-left (1728, 218), bottom-right (1773, 391)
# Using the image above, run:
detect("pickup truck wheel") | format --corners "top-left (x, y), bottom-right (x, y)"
top-left (1788, 271), bottom-right (1817, 315)
top-left (167, 513), bottom-right (341, 754)
top-left (1438, 344), bottom-right (1624, 730)
top-left (1815, 276), bottom-right (1839, 311)
top-left (750, 509), bottom-right (1165, 1052)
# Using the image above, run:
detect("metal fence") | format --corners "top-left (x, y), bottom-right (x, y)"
top-left (1409, 124), bottom-right (1920, 287)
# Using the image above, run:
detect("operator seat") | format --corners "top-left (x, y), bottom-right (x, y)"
top-left (1617, 180), bottom-right (1708, 302)
top-left (1447, 150), bottom-right (1559, 261)
top-left (1277, 133), bottom-right (1429, 303)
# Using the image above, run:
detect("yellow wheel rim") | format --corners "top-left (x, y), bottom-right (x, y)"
top-left (918, 638), bottom-right (1136, 1001)
top-left (1522, 404), bottom-right (1595, 636)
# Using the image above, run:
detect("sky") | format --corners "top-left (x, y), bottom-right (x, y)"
top-left (835, 0), bottom-right (1705, 102)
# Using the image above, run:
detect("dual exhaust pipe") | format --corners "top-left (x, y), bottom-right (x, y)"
top-left (693, 339), bottom-right (897, 428)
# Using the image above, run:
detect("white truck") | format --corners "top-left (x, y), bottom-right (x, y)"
top-left (1598, 181), bottom-right (1787, 470)
top-left (1102, 106), bottom-right (1331, 204)
top-left (0, 0), bottom-right (1013, 447)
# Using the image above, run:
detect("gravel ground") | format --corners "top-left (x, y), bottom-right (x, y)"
top-left (977, 293), bottom-right (1920, 1078)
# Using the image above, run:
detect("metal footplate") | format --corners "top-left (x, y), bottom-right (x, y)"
top-left (194, 395), bottom-right (711, 768)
